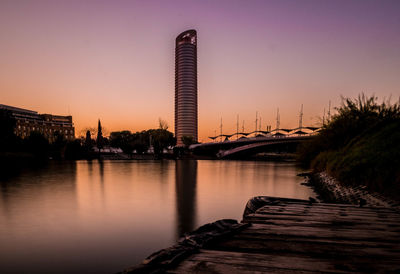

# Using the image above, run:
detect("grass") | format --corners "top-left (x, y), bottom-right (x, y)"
top-left (297, 95), bottom-right (400, 200)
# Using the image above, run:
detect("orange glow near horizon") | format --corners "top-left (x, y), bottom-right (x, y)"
top-left (1, 1), bottom-right (399, 142)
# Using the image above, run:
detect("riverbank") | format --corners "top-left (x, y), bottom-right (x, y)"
top-left (296, 95), bottom-right (400, 203)
top-left (300, 171), bottom-right (400, 211)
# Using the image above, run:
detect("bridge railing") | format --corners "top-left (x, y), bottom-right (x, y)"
top-left (207, 126), bottom-right (320, 143)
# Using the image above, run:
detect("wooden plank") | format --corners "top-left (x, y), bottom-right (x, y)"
top-left (255, 205), bottom-right (398, 215)
top-left (250, 206), bottom-right (400, 216)
top-left (169, 260), bottom-right (320, 273)
top-left (256, 205), bottom-right (400, 215)
top-left (243, 217), bottom-right (400, 229)
top-left (274, 201), bottom-right (391, 208)
top-left (225, 232), bottom-right (400, 252)
top-left (225, 231), bottom-right (399, 248)
top-left (171, 249), bottom-right (400, 273)
top-left (237, 223), bottom-right (400, 242)
top-left (252, 210), bottom-right (399, 220)
top-left (244, 213), bottom-right (400, 226)
top-left (246, 221), bottom-right (400, 235)
top-left (239, 218), bottom-right (400, 231)
top-left (210, 236), bottom-right (400, 258)
top-left (256, 203), bottom-right (395, 212)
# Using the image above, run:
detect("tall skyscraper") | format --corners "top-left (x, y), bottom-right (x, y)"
top-left (175, 29), bottom-right (198, 146)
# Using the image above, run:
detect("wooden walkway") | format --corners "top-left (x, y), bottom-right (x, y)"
top-left (124, 197), bottom-right (400, 273)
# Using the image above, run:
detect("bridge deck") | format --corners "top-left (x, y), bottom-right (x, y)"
top-left (125, 197), bottom-right (400, 273)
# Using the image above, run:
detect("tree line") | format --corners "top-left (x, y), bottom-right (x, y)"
top-left (109, 128), bottom-right (175, 157)
top-left (0, 111), bottom-right (177, 163)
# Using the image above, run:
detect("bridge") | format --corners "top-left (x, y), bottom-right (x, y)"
top-left (190, 126), bottom-right (320, 158)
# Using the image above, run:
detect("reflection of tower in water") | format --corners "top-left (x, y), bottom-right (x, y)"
top-left (175, 160), bottom-right (197, 238)
top-left (98, 160), bottom-right (105, 200)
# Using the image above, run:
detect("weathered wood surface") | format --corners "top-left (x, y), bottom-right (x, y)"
top-left (169, 197), bottom-right (400, 273)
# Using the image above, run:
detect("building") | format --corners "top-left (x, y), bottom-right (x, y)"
top-left (0, 104), bottom-right (75, 142)
top-left (175, 29), bottom-right (198, 146)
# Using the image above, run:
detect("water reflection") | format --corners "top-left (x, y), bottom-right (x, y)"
top-left (0, 162), bottom-right (78, 218)
top-left (175, 160), bottom-right (197, 237)
top-left (98, 159), bottom-right (105, 202)
top-left (98, 159), bottom-right (104, 183)
top-left (0, 160), bottom-right (314, 274)
top-left (0, 162), bottom-right (78, 273)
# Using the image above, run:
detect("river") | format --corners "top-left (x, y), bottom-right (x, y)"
top-left (0, 160), bottom-right (314, 273)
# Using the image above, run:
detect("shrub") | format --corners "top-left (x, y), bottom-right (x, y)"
top-left (297, 94), bottom-right (400, 198)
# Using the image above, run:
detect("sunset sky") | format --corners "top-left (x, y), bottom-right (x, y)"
top-left (1, 0), bottom-right (399, 142)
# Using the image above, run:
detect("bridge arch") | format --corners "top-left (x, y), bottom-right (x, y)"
top-left (217, 139), bottom-right (302, 159)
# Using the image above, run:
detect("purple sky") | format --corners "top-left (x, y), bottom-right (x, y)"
top-left (1, 0), bottom-right (399, 140)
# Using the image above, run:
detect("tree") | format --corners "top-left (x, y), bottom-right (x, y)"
top-left (97, 119), bottom-right (104, 150)
top-left (85, 130), bottom-right (93, 147)
top-left (181, 135), bottom-right (196, 147)
top-left (150, 128), bottom-right (176, 156)
top-left (109, 128), bottom-right (175, 156)
top-left (25, 131), bottom-right (49, 159)
top-left (51, 131), bottom-right (67, 159)
top-left (0, 109), bottom-right (18, 151)
top-left (132, 131), bottom-right (149, 154)
top-left (158, 118), bottom-right (169, 130)
top-left (110, 131), bottom-right (136, 156)
top-left (65, 139), bottom-right (84, 160)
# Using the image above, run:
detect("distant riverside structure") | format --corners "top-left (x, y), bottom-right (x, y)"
top-left (175, 29), bottom-right (198, 146)
top-left (0, 104), bottom-right (75, 142)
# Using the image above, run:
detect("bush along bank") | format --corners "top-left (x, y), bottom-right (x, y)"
top-left (297, 94), bottom-right (400, 202)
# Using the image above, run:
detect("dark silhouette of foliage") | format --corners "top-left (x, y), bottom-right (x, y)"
top-left (97, 119), bottom-right (103, 149)
top-left (110, 128), bottom-right (175, 157)
top-left (181, 135), bottom-right (196, 147)
top-left (0, 109), bottom-right (19, 151)
top-left (50, 131), bottom-right (67, 159)
top-left (85, 130), bottom-right (93, 148)
top-left (149, 128), bottom-right (176, 156)
top-left (158, 118), bottom-right (169, 130)
top-left (132, 131), bottom-right (149, 155)
top-left (298, 94), bottom-right (400, 167)
top-left (65, 139), bottom-right (85, 160)
top-left (297, 94), bottom-right (400, 198)
top-left (110, 130), bottom-right (135, 155)
top-left (25, 131), bottom-right (49, 159)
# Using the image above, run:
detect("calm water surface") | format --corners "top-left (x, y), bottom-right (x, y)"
top-left (0, 160), bottom-right (314, 273)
